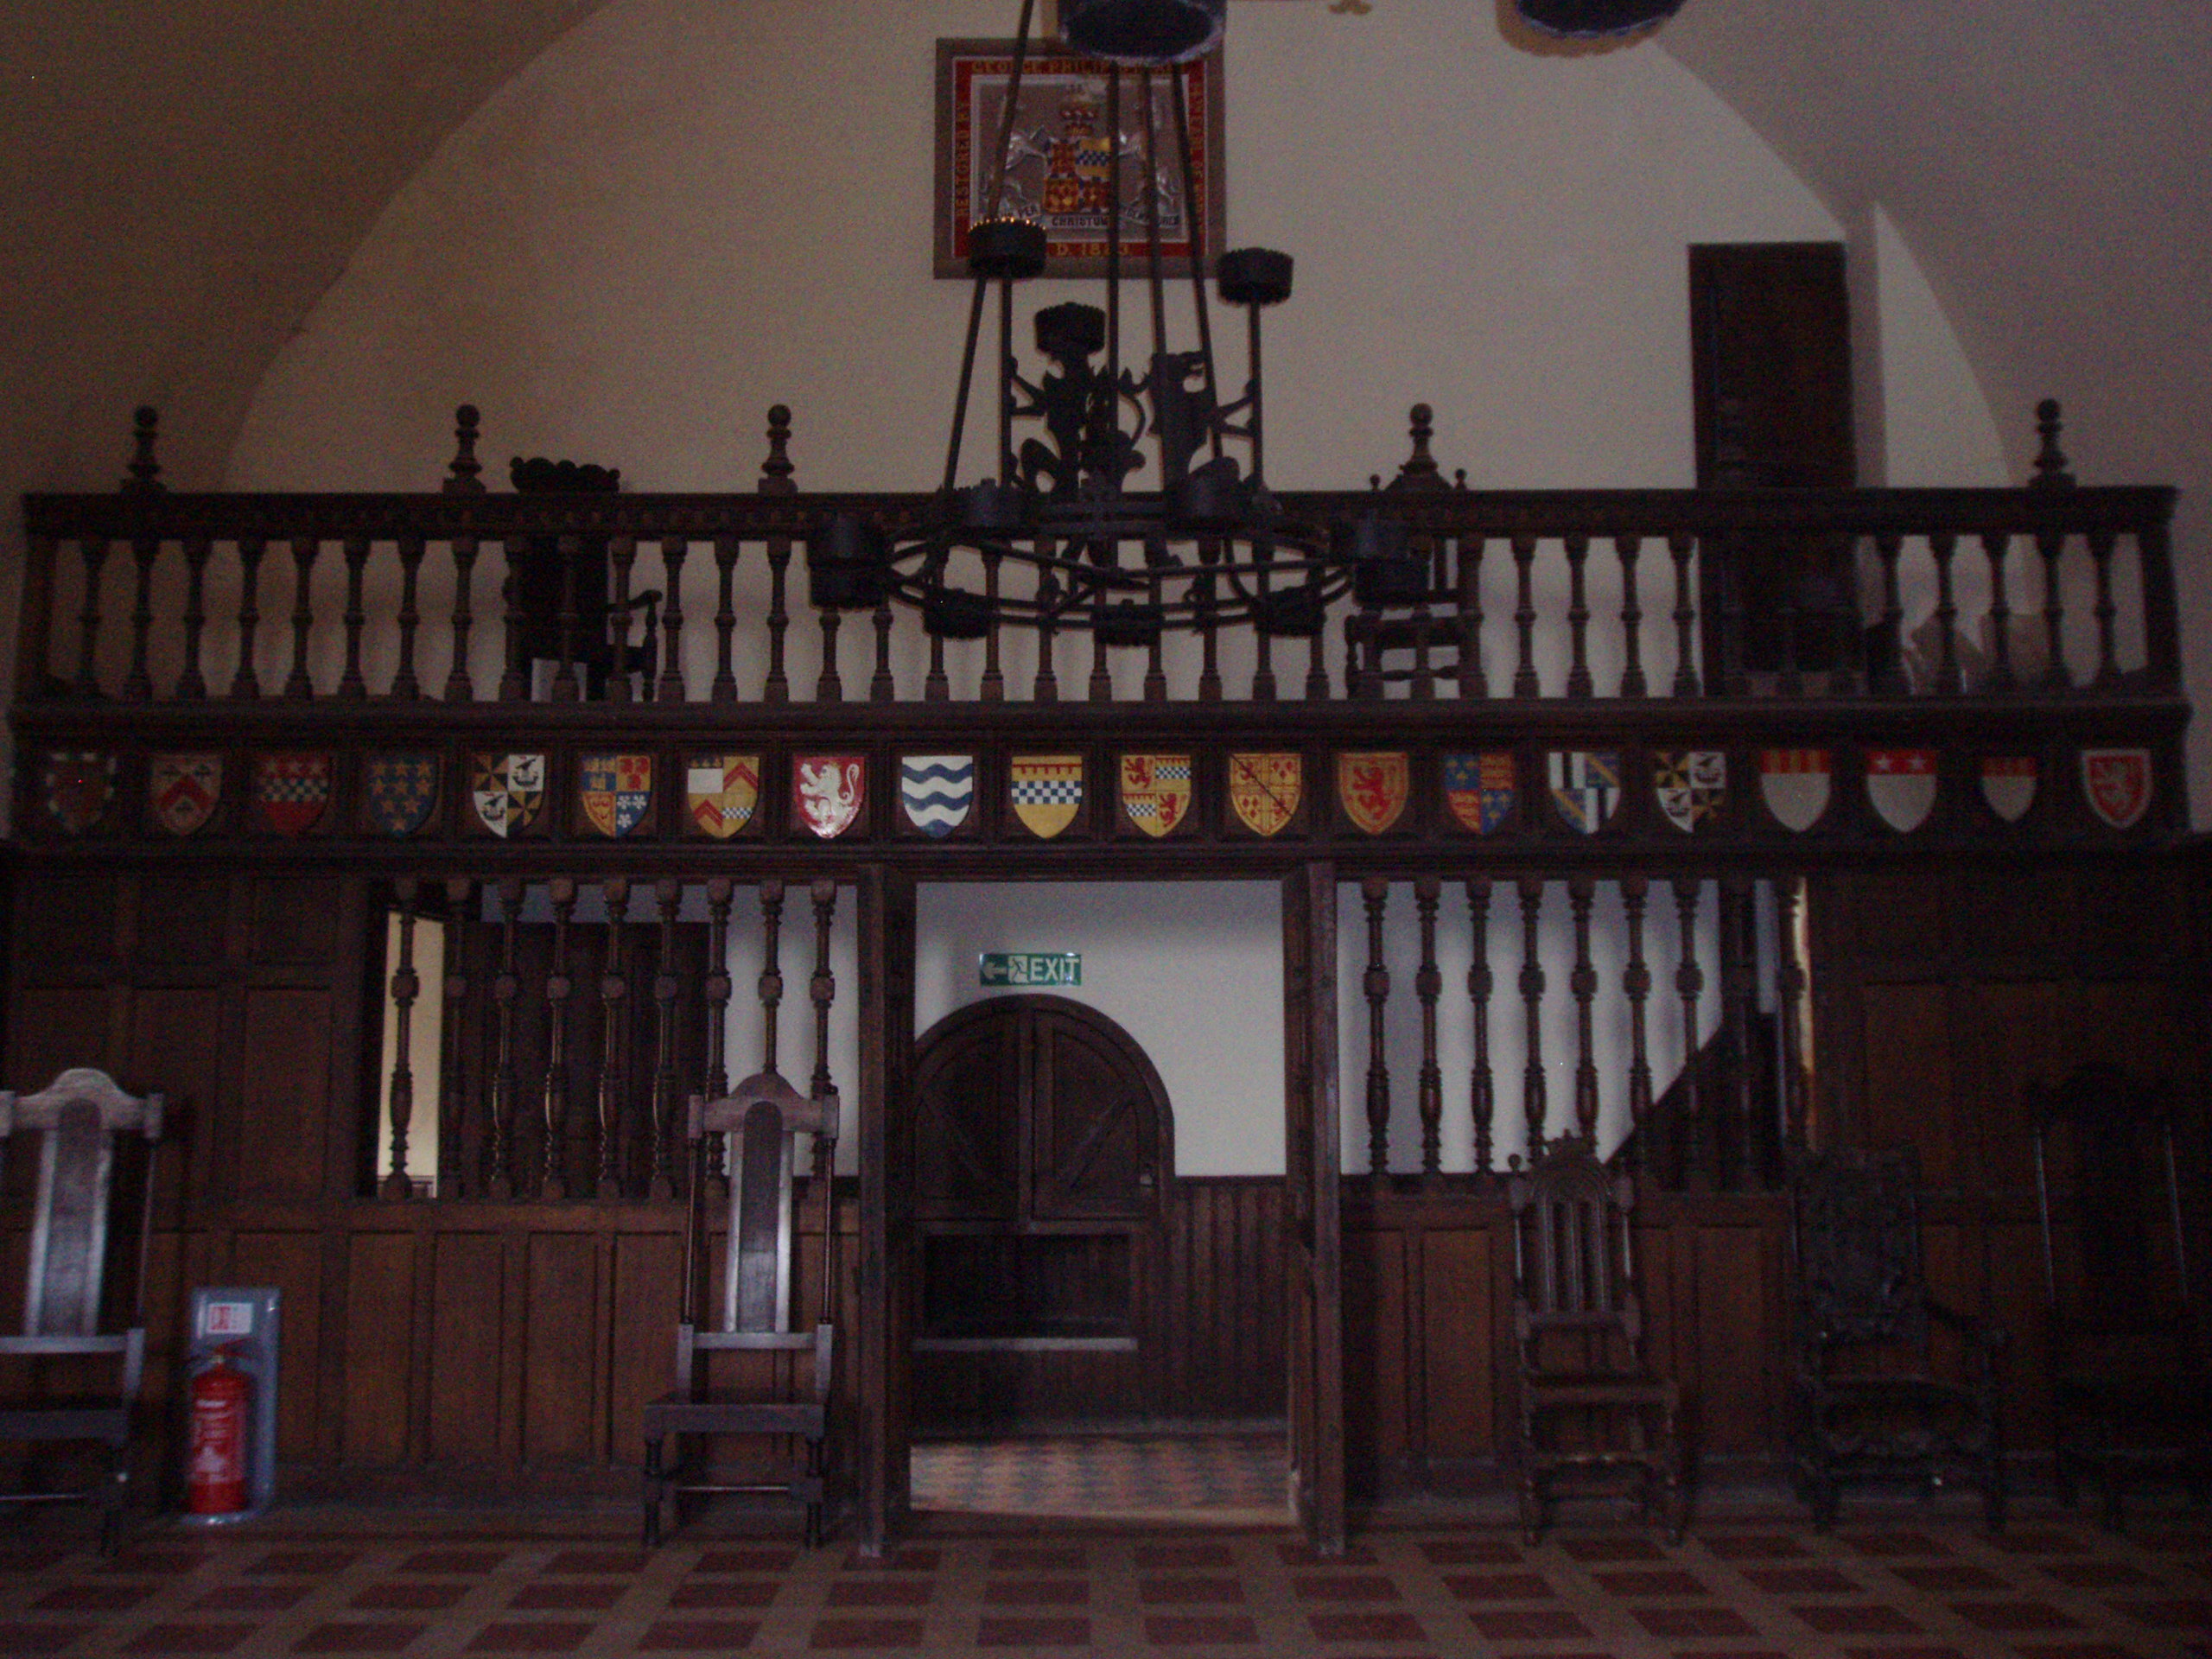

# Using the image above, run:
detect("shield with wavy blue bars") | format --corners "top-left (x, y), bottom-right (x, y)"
top-left (1547, 750), bottom-right (1620, 835)
top-left (900, 754), bottom-right (974, 838)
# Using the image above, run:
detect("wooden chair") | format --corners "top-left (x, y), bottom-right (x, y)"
top-left (505, 457), bottom-right (662, 700)
top-left (642, 1070), bottom-right (839, 1546)
top-left (0, 1068), bottom-right (164, 1554)
top-left (1788, 1143), bottom-right (2005, 1529)
top-left (1509, 1135), bottom-right (1686, 1543)
top-left (2030, 1061), bottom-right (2211, 1529)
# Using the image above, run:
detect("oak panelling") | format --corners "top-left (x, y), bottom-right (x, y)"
top-left (9, 988), bottom-right (117, 1100)
top-left (1419, 1227), bottom-right (1493, 1461)
top-left (1987, 1217), bottom-right (2053, 1448)
top-left (124, 986), bottom-right (226, 1222)
top-left (341, 1230), bottom-right (416, 1465)
top-left (523, 1232), bottom-right (601, 1464)
top-left (235, 988), bottom-right (332, 1203)
top-left (1342, 1228), bottom-right (1408, 1474)
top-left (133, 875), bottom-right (231, 968)
top-left (226, 1229), bottom-right (326, 1461)
top-left (251, 876), bottom-right (341, 965)
top-left (427, 1231), bottom-right (505, 1464)
top-left (609, 1230), bottom-right (682, 1469)
top-left (1688, 1223), bottom-right (1778, 1456)
top-left (1845, 874), bottom-right (1949, 969)
top-left (16, 874), bottom-right (118, 973)
top-left (1960, 981), bottom-right (2071, 1196)
top-left (1857, 982), bottom-right (1956, 1185)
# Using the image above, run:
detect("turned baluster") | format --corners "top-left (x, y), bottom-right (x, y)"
top-left (1981, 532), bottom-right (2014, 691)
top-left (871, 594), bottom-right (896, 702)
top-left (765, 540), bottom-right (793, 702)
top-left (925, 617), bottom-right (950, 703)
top-left (1414, 876), bottom-right (1443, 1180)
top-left (1774, 877), bottom-right (1809, 1168)
top-left (760, 877), bottom-right (786, 1076)
top-left (1465, 877), bottom-right (1496, 1176)
top-left (550, 533), bottom-right (582, 702)
top-left (1929, 531), bottom-right (1961, 694)
top-left (700, 878), bottom-right (735, 1194)
top-left (809, 880), bottom-right (838, 1183)
top-left (1872, 531), bottom-right (1907, 696)
top-left (124, 535), bottom-right (158, 700)
top-left (1511, 533), bottom-right (1540, 698)
top-left (1304, 616), bottom-right (1330, 702)
top-left (498, 534), bottom-right (529, 702)
top-left (1669, 531), bottom-right (1700, 697)
top-left (1197, 556), bottom-right (1222, 702)
top-left (444, 535), bottom-right (477, 701)
top-left (1616, 534), bottom-right (1647, 698)
top-left (1033, 558), bottom-right (1061, 703)
top-left (1670, 876), bottom-right (1705, 1192)
top-left (231, 535), bottom-right (264, 700)
top-left (1145, 569), bottom-right (1168, 702)
top-left (283, 536), bottom-right (319, 700)
top-left (1457, 534), bottom-right (1487, 701)
top-left (816, 608), bottom-right (844, 702)
top-left (597, 877), bottom-right (632, 1198)
top-left (543, 878), bottom-right (577, 1200)
top-left (438, 877), bottom-right (473, 1199)
top-left (1250, 543), bottom-right (1278, 702)
top-left (1563, 532), bottom-right (1592, 699)
top-left (383, 877), bottom-right (421, 1199)
top-left (1621, 875), bottom-right (1654, 1173)
top-left (1568, 874), bottom-right (1599, 1141)
top-left (1361, 877), bottom-right (1391, 1179)
top-left (338, 533), bottom-right (371, 698)
top-left (649, 880), bottom-right (682, 1199)
top-left (175, 534), bottom-right (210, 700)
top-left (980, 546), bottom-right (1006, 702)
top-left (391, 531), bottom-right (424, 700)
top-left (2088, 526), bottom-right (2120, 688)
top-left (71, 538), bottom-right (107, 698)
top-left (1517, 874), bottom-right (1548, 1152)
top-left (656, 535), bottom-right (689, 703)
top-left (487, 878), bottom-right (524, 1200)
top-left (1088, 611), bottom-right (1113, 702)
top-left (711, 536), bottom-right (740, 702)
top-left (604, 534), bottom-right (639, 706)
top-left (2036, 527), bottom-right (2070, 691)
top-left (1718, 873), bottom-right (1758, 1191)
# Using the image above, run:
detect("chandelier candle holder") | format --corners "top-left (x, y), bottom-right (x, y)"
top-left (807, 0), bottom-right (1428, 652)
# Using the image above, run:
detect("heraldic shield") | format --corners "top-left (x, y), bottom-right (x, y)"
top-left (1548, 750), bottom-right (1620, 835)
top-left (1866, 748), bottom-right (1939, 834)
top-left (1758, 748), bottom-right (1831, 833)
top-left (366, 753), bottom-right (440, 836)
top-left (1654, 750), bottom-right (1725, 834)
top-left (795, 754), bottom-right (866, 839)
top-left (687, 753), bottom-right (760, 839)
top-left (900, 754), bottom-right (973, 838)
top-left (1443, 752), bottom-right (1515, 835)
top-left (2081, 747), bottom-right (2151, 830)
top-left (255, 753), bottom-right (331, 837)
top-left (1979, 755), bottom-right (2037, 824)
top-left (1011, 754), bottom-right (1084, 839)
top-left (1120, 754), bottom-right (1192, 837)
top-left (471, 753), bottom-right (545, 838)
top-left (581, 753), bottom-right (653, 838)
top-left (149, 753), bottom-right (220, 836)
top-left (1338, 753), bottom-right (1408, 836)
top-left (42, 751), bottom-right (115, 835)
top-left (1228, 753), bottom-right (1300, 837)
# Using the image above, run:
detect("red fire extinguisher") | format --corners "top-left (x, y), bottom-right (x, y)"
top-left (186, 1343), bottom-right (251, 1516)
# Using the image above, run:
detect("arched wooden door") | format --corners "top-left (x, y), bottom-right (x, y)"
top-left (908, 995), bottom-right (1173, 1428)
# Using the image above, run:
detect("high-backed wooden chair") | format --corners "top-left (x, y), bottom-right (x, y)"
top-left (1509, 1135), bottom-right (1686, 1543)
top-left (642, 1070), bottom-right (840, 1546)
top-left (1788, 1143), bottom-right (2005, 1529)
top-left (505, 457), bottom-right (661, 700)
top-left (2030, 1062), bottom-right (2211, 1529)
top-left (0, 1068), bottom-right (164, 1554)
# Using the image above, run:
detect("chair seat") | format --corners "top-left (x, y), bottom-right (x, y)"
top-left (1527, 1374), bottom-right (1676, 1407)
top-left (644, 1394), bottom-right (827, 1439)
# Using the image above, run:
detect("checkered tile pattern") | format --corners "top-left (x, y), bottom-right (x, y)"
top-left (4, 1505), bottom-right (2208, 1657)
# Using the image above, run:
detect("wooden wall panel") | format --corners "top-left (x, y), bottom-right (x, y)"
top-left (134, 876), bottom-right (231, 965)
top-left (9, 987), bottom-right (115, 1093)
top-left (237, 988), bottom-right (332, 1203)
top-left (1689, 1224), bottom-right (1777, 1455)
top-left (610, 1231), bottom-right (682, 1465)
top-left (341, 1231), bottom-right (416, 1465)
top-left (1857, 982), bottom-right (1955, 1182)
top-left (428, 1232), bottom-right (506, 1465)
top-left (1341, 1228), bottom-right (1408, 1470)
top-left (524, 1233), bottom-right (601, 1464)
top-left (1419, 1228), bottom-right (1492, 1460)
top-left (125, 987), bottom-right (227, 1220)
top-left (227, 1230), bottom-right (326, 1460)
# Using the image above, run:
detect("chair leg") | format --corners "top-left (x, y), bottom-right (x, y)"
top-left (642, 1435), bottom-right (664, 1549)
top-left (101, 1461), bottom-right (127, 1559)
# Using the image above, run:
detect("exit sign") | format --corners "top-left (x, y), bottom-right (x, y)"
top-left (979, 951), bottom-right (1081, 988)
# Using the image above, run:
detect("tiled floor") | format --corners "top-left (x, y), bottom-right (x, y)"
top-left (910, 1432), bottom-right (1290, 1523)
top-left (3, 1503), bottom-right (2209, 1657)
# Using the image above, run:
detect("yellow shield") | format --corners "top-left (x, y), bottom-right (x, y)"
top-left (686, 753), bottom-right (760, 839)
top-left (1338, 752), bottom-right (1410, 836)
top-left (1120, 754), bottom-right (1192, 837)
top-left (1228, 753), bottom-right (1301, 837)
top-left (1011, 754), bottom-right (1084, 839)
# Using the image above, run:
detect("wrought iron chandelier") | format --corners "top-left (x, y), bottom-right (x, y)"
top-left (806, 0), bottom-right (1429, 650)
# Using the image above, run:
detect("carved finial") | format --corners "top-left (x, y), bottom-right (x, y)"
top-left (759, 404), bottom-right (795, 497)
top-left (1388, 403), bottom-right (1446, 493)
top-left (122, 405), bottom-right (163, 494)
top-left (443, 404), bottom-right (486, 494)
top-left (2031, 397), bottom-right (2075, 490)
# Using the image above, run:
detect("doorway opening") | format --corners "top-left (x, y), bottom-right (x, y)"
top-left (904, 993), bottom-right (1289, 1522)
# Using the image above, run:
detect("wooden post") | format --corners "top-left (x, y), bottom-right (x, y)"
top-left (855, 865), bottom-right (916, 1556)
top-left (1282, 861), bottom-right (1343, 1556)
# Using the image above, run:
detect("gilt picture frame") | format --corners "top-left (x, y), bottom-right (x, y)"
top-left (934, 37), bottom-right (1224, 279)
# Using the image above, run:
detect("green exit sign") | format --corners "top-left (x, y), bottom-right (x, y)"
top-left (979, 951), bottom-right (1082, 988)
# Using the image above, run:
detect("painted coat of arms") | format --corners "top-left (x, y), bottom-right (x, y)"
top-left (795, 754), bottom-right (867, 839)
top-left (365, 753), bottom-right (440, 837)
top-left (1443, 752), bottom-right (1516, 835)
top-left (42, 751), bottom-right (115, 835)
top-left (254, 753), bottom-right (331, 837)
top-left (687, 753), bottom-right (760, 839)
top-left (901, 754), bottom-right (974, 839)
top-left (1866, 747), bottom-right (1939, 833)
top-left (2081, 747), bottom-right (2152, 830)
top-left (580, 753), bottom-right (653, 838)
top-left (1227, 753), bottom-right (1301, 837)
top-left (149, 753), bottom-right (221, 836)
top-left (1654, 750), bottom-right (1726, 834)
top-left (1548, 750), bottom-right (1620, 835)
top-left (1011, 754), bottom-right (1084, 839)
top-left (1758, 748), bottom-right (1831, 833)
top-left (1119, 753), bottom-right (1192, 837)
top-left (1337, 753), bottom-right (1409, 836)
top-left (1979, 754), bottom-right (2037, 824)
top-left (470, 753), bottom-right (545, 838)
